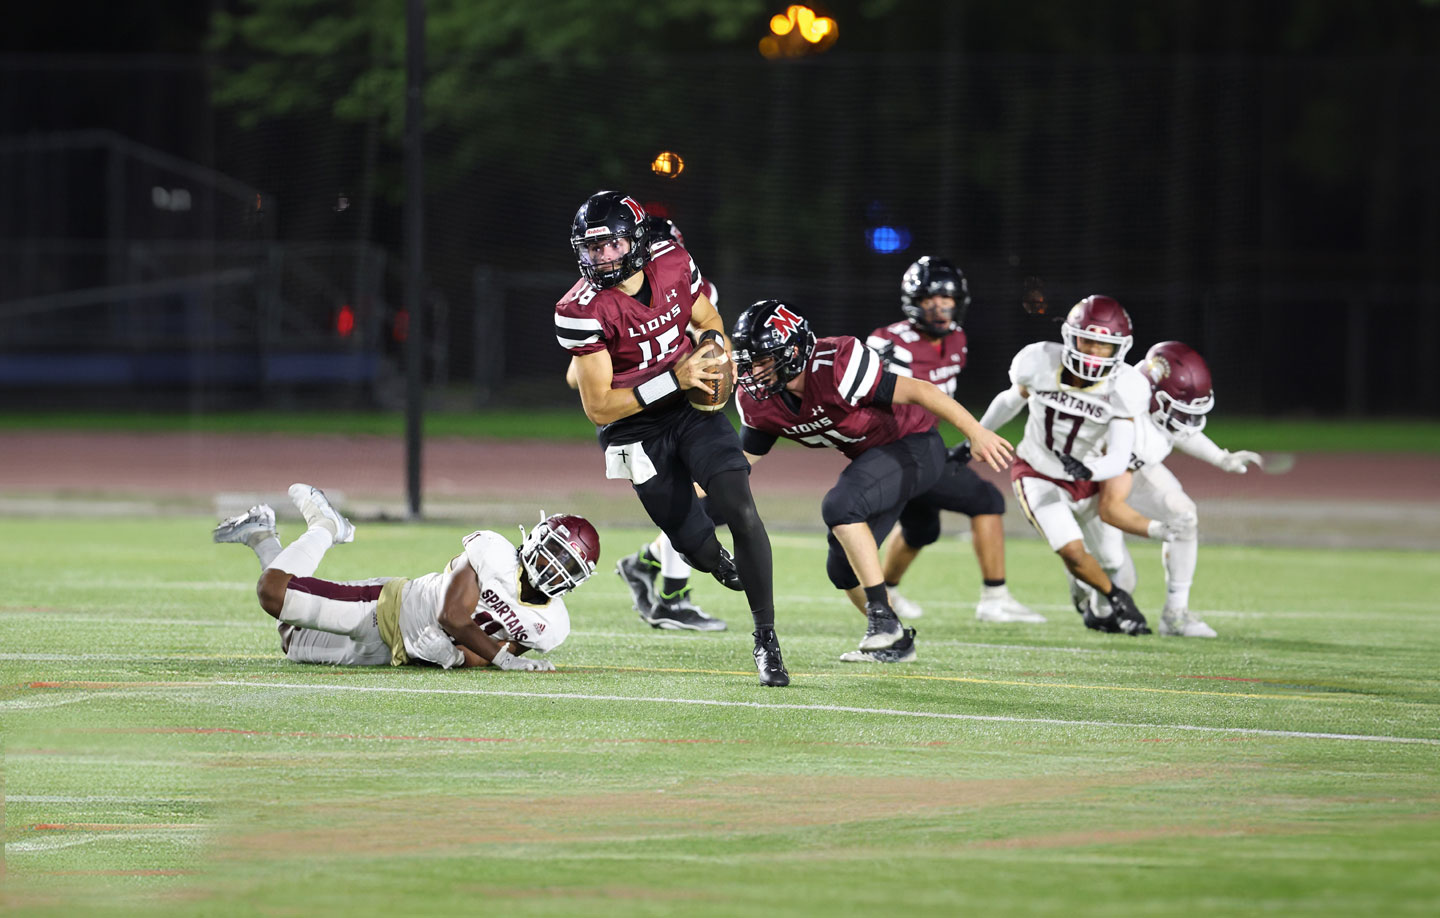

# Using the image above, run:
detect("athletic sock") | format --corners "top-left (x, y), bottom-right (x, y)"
top-left (863, 583), bottom-right (889, 607)
top-left (660, 576), bottom-right (688, 600)
top-left (751, 607), bottom-right (775, 629)
top-left (980, 583), bottom-right (1010, 601)
top-left (266, 527), bottom-right (333, 577)
top-left (249, 534), bottom-right (282, 569)
top-left (983, 578), bottom-right (1006, 588)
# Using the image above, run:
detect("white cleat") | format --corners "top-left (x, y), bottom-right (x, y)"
top-left (1159, 606), bottom-right (1217, 638)
top-left (213, 504), bottom-right (276, 544)
top-left (288, 483), bottom-right (354, 543)
top-left (840, 628), bottom-right (917, 663)
top-left (976, 593), bottom-right (1047, 624)
top-left (889, 588), bottom-right (924, 620)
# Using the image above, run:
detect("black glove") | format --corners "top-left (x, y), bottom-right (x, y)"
top-left (948, 442), bottom-right (972, 465)
top-left (1055, 450), bottom-right (1093, 481)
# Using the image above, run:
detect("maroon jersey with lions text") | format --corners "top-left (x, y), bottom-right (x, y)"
top-left (736, 336), bottom-right (935, 460)
top-left (553, 241), bottom-right (707, 390)
top-left (865, 321), bottom-right (968, 397)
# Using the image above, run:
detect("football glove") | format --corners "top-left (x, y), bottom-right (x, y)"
top-left (948, 441), bottom-right (972, 465)
top-left (1147, 514), bottom-right (1198, 542)
top-left (490, 647), bottom-right (555, 672)
top-left (412, 625), bottom-right (464, 669)
top-left (1055, 450), bottom-right (1093, 481)
top-left (1218, 450), bottom-right (1263, 474)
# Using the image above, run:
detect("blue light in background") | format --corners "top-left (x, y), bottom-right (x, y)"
top-left (866, 225), bottom-right (911, 254)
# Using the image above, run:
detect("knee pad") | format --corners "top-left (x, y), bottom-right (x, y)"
top-left (975, 480), bottom-right (1006, 516)
top-left (900, 513), bottom-right (942, 549)
top-left (821, 487), bottom-right (865, 529)
top-left (825, 541), bottom-right (861, 590)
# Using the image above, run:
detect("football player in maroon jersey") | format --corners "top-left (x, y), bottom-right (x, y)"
top-left (564, 215), bottom-right (725, 634)
top-left (865, 257), bottom-right (1042, 625)
top-left (555, 192), bottom-right (788, 686)
top-left (732, 300), bottom-right (1013, 662)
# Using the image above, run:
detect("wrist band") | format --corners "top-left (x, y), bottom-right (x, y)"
top-left (635, 370), bottom-right (680, 407)
top-left (490, 648), bottom-right (514, 668)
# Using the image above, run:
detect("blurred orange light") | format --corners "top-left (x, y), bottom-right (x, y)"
top-left (651, 150), bottom-right (685, 178)
top-left (769, 13), bottom-right (792, 35)
top-left (759, 35), bottom-right (782, 58)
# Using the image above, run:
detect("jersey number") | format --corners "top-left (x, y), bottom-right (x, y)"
top-left (636, 326), bottom-right (682, 370)
top-left (471, 610), bottom-right (504, 637)
top-left (797, 429), bottom-right (865, 448)
top-left (1043, 406), bottom-right (1085, 455)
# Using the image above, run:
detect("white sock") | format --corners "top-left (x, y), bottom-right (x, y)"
top-left (248, 534), bottom-right (282, 569)
top-left (266, 527), bottom-right (333, 578)
top-left (653, 532), bottom-right (692, 579)
top-left (277, 588), bottom-right (371, 638)
top-left (1163, 537), bottom-right (1197, 609)
top-left (980, 584), bottom-right (1011, 601)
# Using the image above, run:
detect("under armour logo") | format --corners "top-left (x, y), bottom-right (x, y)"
top-left (810, 405), bottom-right (825, 417)
top-left (665, 288), bottom-right (678, 302)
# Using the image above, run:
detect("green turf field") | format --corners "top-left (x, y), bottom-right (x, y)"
top-left (3, 519), bottom-right (1438, 916)
top-left (2, 409), bottom-right (1438, 452)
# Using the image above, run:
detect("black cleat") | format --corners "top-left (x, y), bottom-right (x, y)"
top-left (643, 586), bottom-right (727, 632)
top-left (753, 627), bottom-right (790, 686)
top-left (1106, 586), bottom-right (1152, 635)
top-left (616, 546), bottom-right (662, 622)
top-left (859, 601), bottom-right (904, 651)
top-left (711, 547), bottom-right (746, 592)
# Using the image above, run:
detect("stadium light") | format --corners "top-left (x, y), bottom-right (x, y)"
top-left (336, 304), bottom-right (355, 338)
top-left (763, 5), bottom-right (837, 57)
top-left (866, 226), bottom-right (912, 255)
top-left (651, 150), bottom-right (685, 178)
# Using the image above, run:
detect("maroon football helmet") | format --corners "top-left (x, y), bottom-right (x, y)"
top-left (1141, 341), bottom-right (1214, 437)
top-left (1061, 295), bottom-right (1134, 381)
top-left (520, 513), bottom-right (601, 597)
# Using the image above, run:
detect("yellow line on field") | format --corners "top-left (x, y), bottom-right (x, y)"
top-left (573, 665), bottom-right (1346, 702)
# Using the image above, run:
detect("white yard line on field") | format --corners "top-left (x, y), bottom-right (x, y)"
top-left (141, 680), bottom-right (1438, 746)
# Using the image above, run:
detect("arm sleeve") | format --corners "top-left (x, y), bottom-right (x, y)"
top-left (869, 371), bottom-right (898, 409)
top-left (978, 386), bottom-right (1026, 431)
top-left (1086, 419), bottom-right (1136, 482)
top-left (741, 425), bottom-right (779, 456)
top-left (1173, 430), bottom-right (1228, 466)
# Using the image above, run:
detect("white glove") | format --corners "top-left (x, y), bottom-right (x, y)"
top-left (1147, 514), bottom-right (1198, 542)
top-left (412, 625), bottom-right (464, 669)
top-left (1219, 450), bottom-right (1263, 474)
top-left (490, 647), bottom-right (556, 672)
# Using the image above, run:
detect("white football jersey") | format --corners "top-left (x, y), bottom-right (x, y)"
top-left (1009, 341), bottom-right (1152, 479)
top-left (1129, 407), bottom-right (1177, 470)
top-left (399, 530), bottom-right (571, 660)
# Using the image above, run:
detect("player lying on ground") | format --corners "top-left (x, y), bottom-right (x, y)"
top-left (556, 191), bottom-right (787, 686)
top-left (732, 299), bottom-right (1013, 663)
top-left (564, 214), bottom-right (726, 634)
top-left (1075, 341), bottom-right (1263, 638)
top-left (975, 295), bottom-right (1162, 635)
top-left (865, 256), bottom-right (1041, 625)
top-left (213, 483), bottom-right (598, 670)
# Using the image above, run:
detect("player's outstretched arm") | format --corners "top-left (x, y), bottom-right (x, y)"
top-left (1174, 431), bottom-right (1263, 474)
top-left (1079, 418), bottom-right (1136, 482)
top-left (437, 565), bottom-right (554, 672)
top-left (893, 375), bottom-right (1013, 471)
top-left (978, 384), bottom-right (1027, 432)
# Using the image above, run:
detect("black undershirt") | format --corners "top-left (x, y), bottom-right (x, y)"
top-left (632, 274), bottom-right (652, 306)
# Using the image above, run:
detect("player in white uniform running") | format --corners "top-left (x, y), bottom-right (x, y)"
top-left (975, 296), bottom-right (1190, 635)
top-left (1077, 341), bottom-right (1263, 638)
top-left (212, 484), bottom-right (598, 670)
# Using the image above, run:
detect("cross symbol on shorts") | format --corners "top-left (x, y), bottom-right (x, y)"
top-left (618, 448), bottom-right (629, 463)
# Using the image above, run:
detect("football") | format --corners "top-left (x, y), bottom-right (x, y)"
top-left (685, 339), bottom-right (734, 412)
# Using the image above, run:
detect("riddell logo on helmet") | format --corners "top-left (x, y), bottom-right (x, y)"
top-left (766, 305), bottom-right (803, 338)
